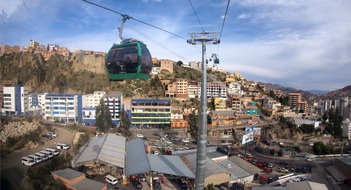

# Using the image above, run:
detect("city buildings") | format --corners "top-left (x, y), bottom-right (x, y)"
top-left (131, 99), bottom-right (171, 128)
top-left (44, 94), bottom-right (81, 122)
top-left (2, 84), bottom-right (29, 115)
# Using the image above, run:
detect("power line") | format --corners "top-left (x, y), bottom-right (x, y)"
top-left (82, 0), bottom-right (187, 41)
top-left (188, 0), bottom-right (205, 32)
top-left (217, 0), bottom-right (231, 55)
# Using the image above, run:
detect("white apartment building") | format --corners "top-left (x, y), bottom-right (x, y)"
top-left (188, 82), bottom-right (199, 98)
top-left (342, 118), bottom-right (351, 140)
top-left (83, 91), bottom-right (106, 108)
top-left (227, 82), bottom-right (244, 95)
top-left (103, 92), bottom-right (123, 126)
top-left (44, 94), bottom-right (79, 122)
top-left (198, 82), bottom-right (227, 98)
top-left (2, 85), bottom-right (29, 115)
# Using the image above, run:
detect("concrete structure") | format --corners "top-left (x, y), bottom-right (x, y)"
top-left (325, 158), bottom-right (351, 187)
top-left (188, 81), bottom-right (199, 98)
top-left (44, 94), bottom-right (81, 122)
top-left (160, 59), bottom-right (174, 73)
top-left (131, 99), bottom-right (171, 128)
top-left (0, 81), bottom-right (11, 109)
top-left (0, 44), bottom-right (20, 55)
top-left (102, 92), bottom-right (123, 126)
top-left (294, 118), bottom-right (320, 128)
top-left (214, 97), bottom-right (227, 110)
top-left (342, 118), bottom-right (351, 140)
top-left (176, 78), bottom-right (188, 98)
top-left (83, 91), bottom-right (106, 108)
top-left (2, 84), bottom-right (29, 115)
top-left (230, 94), bottom-right (242, 114)
top-left (199, 82), bottom-right (227, 98)
top-left (227, 82), bottom-right (244, 95)
top-left (51, 168), bottom-right (107, 190)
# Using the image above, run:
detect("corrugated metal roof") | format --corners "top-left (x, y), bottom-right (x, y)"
top-left (125, 138), bottom-right (151, 176)
top-left (73, 133), bottom-right (126, 168)
top-left (286, 181), bottom-right (328, 190)
top-left (125, 139), bottom-right (194, 178)
top-left (217, 159), bottom-right (251, 180)
top-left (182, 153), bottom-right (228, 178)
top-left (148, 154), bottom-right (195, 178)
top-left (71, 178), bottom-right (106, 190)
top-left (52, 168), bottom-right (84, 180)
top-left (228, 156), bottom-right (262, 175)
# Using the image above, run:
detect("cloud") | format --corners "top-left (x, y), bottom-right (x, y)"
top-left (237, 13), bottom-right (250, 19)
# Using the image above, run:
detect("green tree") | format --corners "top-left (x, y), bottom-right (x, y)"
top-left (187, 110), bottom-right (199, 139)
top-left (313, 141), bottom-right (331, 155)
top-left (176, 61), bottom-right (183, 66)
top-left (96, 98), bottom-right (112, 133)
top-left (118, 105), bottom-right (132, 137)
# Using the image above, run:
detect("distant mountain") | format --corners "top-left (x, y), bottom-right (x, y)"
top-left (260, 82), bottom-right (351, 102)
top-left (307, 90), bottom-right (329, 95)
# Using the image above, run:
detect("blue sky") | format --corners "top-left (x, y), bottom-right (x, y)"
top-left (1, 0), bottom-right (351, 91)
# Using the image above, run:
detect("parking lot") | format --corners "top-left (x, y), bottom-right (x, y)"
top-left (0, 126), bottom-right (74, 190)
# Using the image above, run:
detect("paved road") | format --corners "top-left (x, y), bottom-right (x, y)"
top-left (0, 126), bottom-right (75, 190)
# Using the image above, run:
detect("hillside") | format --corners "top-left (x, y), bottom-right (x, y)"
top-left (261, 82), bottom-right (351, 102)
top-left (0, 52), bottom-right (220, 97)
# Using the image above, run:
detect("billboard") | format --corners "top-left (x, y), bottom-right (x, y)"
top-left (242, 133), bottom-right (254, 145)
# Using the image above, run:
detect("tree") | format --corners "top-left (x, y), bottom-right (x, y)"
top-left (118, 105), bottom-right (132, 137)
top-left (187, 110), bottom-right (199, 140)
top-left (313, 141), bottom-right (331, 155)
top-left (176, 61), bottom-right (183, 66)
top-left (96, 98), bottom-right (112, 133)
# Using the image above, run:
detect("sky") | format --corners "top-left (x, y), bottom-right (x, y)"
top-left (1, 0), bottom-right (351, 91)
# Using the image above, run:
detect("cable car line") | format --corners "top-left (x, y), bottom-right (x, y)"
top-left (82, 0), bottom-right (187, 41)
top-left (188, 0), bottom-right (205, 32)
top-left (216, 0), bottom-right (231, 55)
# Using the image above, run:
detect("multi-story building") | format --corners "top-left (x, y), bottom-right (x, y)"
top-left (288, 93), bottom-right (301, 109)
top-left (227, 82), bottom-right (243, 95)
top-left (0, 45), bottom-right (20, 55)
top-left (298, 101), bottom-right (308, 113)
top-left (171, 110), bottom-right (189, 129)
top-left (160, 59), bottom-right (174, 73)
top-left (176, 78), bottom-right (188, 98)
top-left (323, 100), bottom-right (333, 111)
top-left (165, 81), bottom-right (177, 97)
top-left (131, 99), bottom-right (171, 128)
top-left (29, 40), bottom-right (39, 48)
top-left (339, 97), bottom-right (351, 120)
top-left (230, 94), bottom-right (242, 114)
top-left (84, 91), bottom-right (106, 108)
top-left (44, 94), bottom-right (81, 122)
top-left (342, 118), bottom-right (351, 140)
top-left (102, 92), bottom-right (123, 126)
top-left (245, 101), bottom-right (259, 116)
top-left (199, 82), bottom-right (227, 98)
top-left (2, 84), bottom-right (29, 115)
top-left (188, 81), bottom-right (199, 98)
top-left (0, 81), bottom-right (11, 108)
top-left (188, 61), bottom-right (201, 70)
top-left (214, 97), bottom-right (227, 110)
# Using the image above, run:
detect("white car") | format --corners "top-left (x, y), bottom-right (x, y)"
top-left (136, 134), bottom-right (144, 138)
top-left (182, 138), bottom-right (190, 143)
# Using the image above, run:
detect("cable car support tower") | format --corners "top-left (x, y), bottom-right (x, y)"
top-left (187, 32), bottom-right (220, 190)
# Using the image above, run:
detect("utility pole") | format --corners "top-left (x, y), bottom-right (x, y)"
top-left (187, 32), bottom-right (220, 190)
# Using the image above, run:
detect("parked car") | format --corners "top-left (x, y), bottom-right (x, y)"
top-left (136, 134), bottom-right (144, 138)
top-left (47, 132), bottom-right (57, 138)
top-left (182, 138), bottom-right (190, 143)
top-left (56, 143), bottom-right (70, 150)
top-left (130, 179), bottom-right (143, 189)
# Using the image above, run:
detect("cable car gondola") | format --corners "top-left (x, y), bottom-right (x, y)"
top-left (105, 38), bottom-right (152, 80)
top-left (104, 13), bottom-right (153, 81)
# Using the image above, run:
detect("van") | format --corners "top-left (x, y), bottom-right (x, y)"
top-left (28, 154), bottom-right (43, 164)
top-left (40, 150), bottom-right (53, 159)
top-left (104, 174), bottom-right (118, 185)
top-left (45, 148), bottom-right (59, 156)
top-left (56, 143), bottom-right (70, 150)
top-left (35, 152), bottom-right (49, 161)
top-left (21, 157), bottom-right (36, 166)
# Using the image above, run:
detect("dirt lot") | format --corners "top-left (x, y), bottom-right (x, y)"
top-left (0, 126), bottom-right (75, 190)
